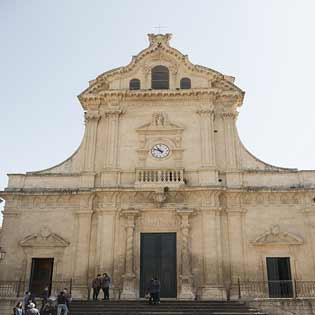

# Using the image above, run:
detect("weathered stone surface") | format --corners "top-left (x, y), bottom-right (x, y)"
top-left (1, 34), bottom-right (315, 304)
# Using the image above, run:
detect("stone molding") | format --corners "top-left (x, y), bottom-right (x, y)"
top-left (3, 190), bottom-right (312, 212)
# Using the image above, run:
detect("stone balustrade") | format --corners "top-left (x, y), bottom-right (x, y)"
top-left (135, 168), bottom-right (185, 187)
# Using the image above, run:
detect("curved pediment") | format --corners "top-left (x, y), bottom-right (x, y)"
top-left (79, 33), bottom-right (243, 97)
top-left (20, 227), bottom-right (70, 248)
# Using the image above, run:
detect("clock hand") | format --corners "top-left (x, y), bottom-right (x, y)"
top-left (155, 147), bottom-right (163, 153)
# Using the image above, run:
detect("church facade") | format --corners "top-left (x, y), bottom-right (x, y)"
top-left (1, 34), bottom-right (315, 301)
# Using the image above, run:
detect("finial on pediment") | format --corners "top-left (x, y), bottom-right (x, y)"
top-left (148, 33), bottom-right (172, 47)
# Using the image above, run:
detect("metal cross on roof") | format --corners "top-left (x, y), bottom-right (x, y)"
top-left (153, 25), bottom-right (167, 33)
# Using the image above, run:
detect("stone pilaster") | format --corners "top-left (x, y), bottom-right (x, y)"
top-left (100, 109), bottom-right (123, 186)
top-left (72, 195), bottom-right (93, 298)
top-left (197, 108), bottom-right (217, 185)
top-left (176, 208), bottom-right (195, 300)
top-left (103, 109), bottom-right (123, 169)
top-left (221, 112), bottom-right (239, 170)
top-left (226, 206), bottom-right (246, 299)
top-left (200, 208), bottom-right (225, 300)
top-left (83, 111), bottom-right (100, 172)
top-left (302, 207), bottom-right (315, 278)
top-left (120, 209), bottom-right (140, 300)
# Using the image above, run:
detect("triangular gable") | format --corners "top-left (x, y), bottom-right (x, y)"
top-left (20, 227), bottom-right (70, 248)
top-left (252, 225), bottom-right (303, 246)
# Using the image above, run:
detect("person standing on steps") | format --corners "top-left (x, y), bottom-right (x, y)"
top-left (145, 278), bottom-right (155, 304)
top-left (23, 292), bottom-right (31, 311)
top-left (92, 274), bottom-right (102, 301)
top-left (152, 277), bottom-right (161, 304)
top-left (13, 301), bottom-right (24, 315)
top-left (101, 273), bottom-right (111, 301)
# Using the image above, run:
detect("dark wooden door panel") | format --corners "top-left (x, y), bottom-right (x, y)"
top-left (140, 233), bottom-right (176, 298)
top-left (29, 258), bottom-right (54, 297)
top-left (266, 257), bottom-right (293, 298)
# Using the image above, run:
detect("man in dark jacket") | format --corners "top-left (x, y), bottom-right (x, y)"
top-left (57, 291), bottom-right (68, 315)
top-left (145, 278), bottom-right (155, 304)
top-left (152, 277), bottom-right (161, 304)
top-left (92, 274), bottom-right (102, 301)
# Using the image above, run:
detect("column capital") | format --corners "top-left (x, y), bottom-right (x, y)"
top-left (101, 109), bottom-right (124, 118)
top-left (176, 208), bottom-right (195, 217)
top-left (196, 104), bottom-right (214, 116)
top-left (225, 208), bottom-right (247, 215)
top-left (220, 111), bottom-right (238, 120)
top-left (120, 209), bottom-right (141, 217)
top-left (121, 209), bottom-right (141, 228)
top-left (84, 111), bottom-right (101, 122)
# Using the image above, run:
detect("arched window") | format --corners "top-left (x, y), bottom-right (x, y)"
top-left (180, 77), bottom-right (191, 89)
top-left (129, 78), bottom-right (141, 90)
top-left (151, 65), bottom-right (169, 89)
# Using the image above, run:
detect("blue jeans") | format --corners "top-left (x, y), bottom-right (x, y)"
top-left (57, 304), bottom-right (68, 315)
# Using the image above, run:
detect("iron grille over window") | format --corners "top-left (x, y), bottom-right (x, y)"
top-left (180, 77), bottom-right (191, 89)
top-left (151, 65), bottom-right (169, 89)
top-left (129, 79), bottom-right (141, 90)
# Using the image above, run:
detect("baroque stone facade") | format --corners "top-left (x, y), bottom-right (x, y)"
top-left (1, 33), bottom-right (315, 301)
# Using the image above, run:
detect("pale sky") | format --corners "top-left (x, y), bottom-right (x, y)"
top-left (1, 0), bottom-right (315, 224)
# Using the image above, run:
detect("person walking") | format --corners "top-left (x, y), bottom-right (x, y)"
top-left (41, 286), bottom-right (49, 311)
top-left (63, 288), bottom-right (72, 309)
top-left (56, 291), bottom-right (69, 315)
top-left (13, 301), bottom-right (24, 315)
top-left (25, 303), bottom-right (40, 315)
top-left (101, 273), bottom-right (111, 300)
top-left (23, 292), bottom-right (31, 310)
top-left (92, 274), bottom-right (102, 301)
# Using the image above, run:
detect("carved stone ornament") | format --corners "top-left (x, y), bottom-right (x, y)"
top-left (147, 33), bottom-right (172, 47)
top-left (252, 225), bottom-right (304, 246)
top-left (136, 112), bottom-right (184, 133)
top-left (150, 189), bottom-right (167, 207)
top-left (20, 226), bottom-right (70, 248)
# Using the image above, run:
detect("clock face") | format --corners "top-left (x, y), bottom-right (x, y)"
top-left (151, 144), bottom-right (170, 159)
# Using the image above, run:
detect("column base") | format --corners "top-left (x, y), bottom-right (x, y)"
top-left (178, 275), bottom-right (195, 300)
top-left (199, 285), bottom-right (226, 300)
top-left (229, 284), bottom-right (241, 301)
top-left (120, 273), bottom-right (137, 300)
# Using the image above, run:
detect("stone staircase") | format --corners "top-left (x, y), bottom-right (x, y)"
top-left (70, 300), bottom-right (268, 315)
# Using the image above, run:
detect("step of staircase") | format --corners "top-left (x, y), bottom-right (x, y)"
top-left (70, 300), bottom-right (268, 315)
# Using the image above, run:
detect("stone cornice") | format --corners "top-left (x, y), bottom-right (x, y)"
top-left (79, 89), bottom-right (243, 109)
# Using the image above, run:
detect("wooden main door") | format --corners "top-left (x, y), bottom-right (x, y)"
top-left (29, 258), bottom-right (54, 296)
top-left (140, 233), bottom-right (177, 298)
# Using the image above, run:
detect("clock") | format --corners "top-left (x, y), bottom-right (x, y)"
top-left (151, 144), bottom-right (170, 159)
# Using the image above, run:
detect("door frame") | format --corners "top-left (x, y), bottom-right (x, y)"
top-left (139, 232), bottom-right (177, 298)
